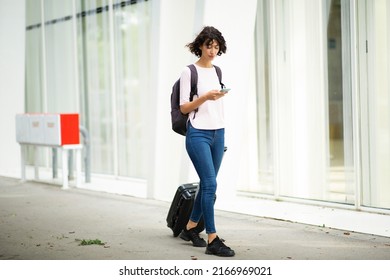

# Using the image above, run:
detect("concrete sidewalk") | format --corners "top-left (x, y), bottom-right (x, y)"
top-left (1, 176), bottom-right (390, 260)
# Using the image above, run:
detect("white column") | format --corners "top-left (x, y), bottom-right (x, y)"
top-left (272, 0), bottom-right (328, 199)
top-left (0, 0), bottom-right (26, 178)
top-left (202, 0), bottom-right (258, 199)
top-left (147, 0), bottom-right (197, 201)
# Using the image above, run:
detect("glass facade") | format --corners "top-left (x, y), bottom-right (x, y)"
top-left (112, 0), bottom-right (150, 178)
top-left (326, 0), bottom-right (355, 205)
top-left (359, 0), bottom-right (390, 209)
top-left (248, 0), bottom-right (390, 211)
top-left (77, 0), bottom-right (115, 175)
top-left (25, 0), bottom-right (151, 178)
top-left (255, 0), bottom-right (273, 194)
top-left (25, 0), bottom-right (43, 113)
top-left (24, 0), bottom-right (390, 212)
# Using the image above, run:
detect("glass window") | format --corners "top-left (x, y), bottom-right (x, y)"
top-left (75, 0), bottom-right (151, 177)
top-left (255, 0), bottom-right (274, 194)
top-left (77, 0), bottom-right (115, 175)
top-left (25, 0), bottom-right (43, 114)
top-left (252, 0), bottom-right (355, 203)
top-left (44, 0), bottom-right (77, 113)
top-left (25, 0), bottom-right (44, 165)
top-left (360, 0), bottom-right (390, 209)
top-left (25, 0), bottom-right (152, 179)
top-left (113, 0), bottom-right (151, 179)
top-left (326, 0), bottom-right (355, 204)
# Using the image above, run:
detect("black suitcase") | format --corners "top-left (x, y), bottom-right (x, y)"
top-left (166, 182), bottom-right (205, 237)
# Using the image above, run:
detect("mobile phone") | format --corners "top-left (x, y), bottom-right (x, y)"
top-left (220, 88), bottom-right (231, 93)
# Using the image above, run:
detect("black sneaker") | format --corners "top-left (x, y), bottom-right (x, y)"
top-left (179, 228), bottom-right (207, 247)
top-left (205, 236), bottom-right (235, 257)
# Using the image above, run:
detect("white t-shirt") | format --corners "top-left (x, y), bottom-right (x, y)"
top-left (179, 64), bottom-right (225, 130)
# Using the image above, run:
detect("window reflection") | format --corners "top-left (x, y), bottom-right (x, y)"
top-left (326, 0), bottom-right (355, 204)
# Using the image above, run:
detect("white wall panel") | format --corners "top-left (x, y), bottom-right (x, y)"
top-left (0, 0), bottom-right (26, 178)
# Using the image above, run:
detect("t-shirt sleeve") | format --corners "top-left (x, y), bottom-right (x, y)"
top-left (179, 67), bottom-right (192, 106)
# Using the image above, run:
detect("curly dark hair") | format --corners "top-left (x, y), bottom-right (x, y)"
top-left (186, 26), bottom-right (227, 57)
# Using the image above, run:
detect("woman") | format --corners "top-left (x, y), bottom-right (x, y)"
top-left (178, 26), bottom-right (235, 257)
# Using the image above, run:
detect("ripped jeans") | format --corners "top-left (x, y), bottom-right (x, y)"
top-left (186, 122), bottom-right (225, 234)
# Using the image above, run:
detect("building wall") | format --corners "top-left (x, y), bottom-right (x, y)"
top-left (0, 0), bottom-right (25, 178)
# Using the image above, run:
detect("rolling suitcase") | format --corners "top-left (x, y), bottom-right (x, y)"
top-left (166, 182), bottom-right (205, 237)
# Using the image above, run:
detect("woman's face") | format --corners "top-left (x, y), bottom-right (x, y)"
top-left (200, 39), bottom-right (220, 61)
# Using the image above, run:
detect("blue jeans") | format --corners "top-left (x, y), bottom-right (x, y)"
top-left (186, 122), bottom-right (225, 234)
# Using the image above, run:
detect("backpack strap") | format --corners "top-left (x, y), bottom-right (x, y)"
top-left (187, 64), bottom-right (198, 101)
top-left (188, 64), bottom-right (224, 94)
top-left (213, 65), bottom-right (225, 89)
top-left (187, 64), bottom-right (199, 119)
top-left (187, 64), bottom-right (225, 120)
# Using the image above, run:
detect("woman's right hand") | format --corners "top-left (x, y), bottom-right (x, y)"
top-left (204, 89), bottom-right (226, 101)
top-left (180, 90), bottom-right (226, 114)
